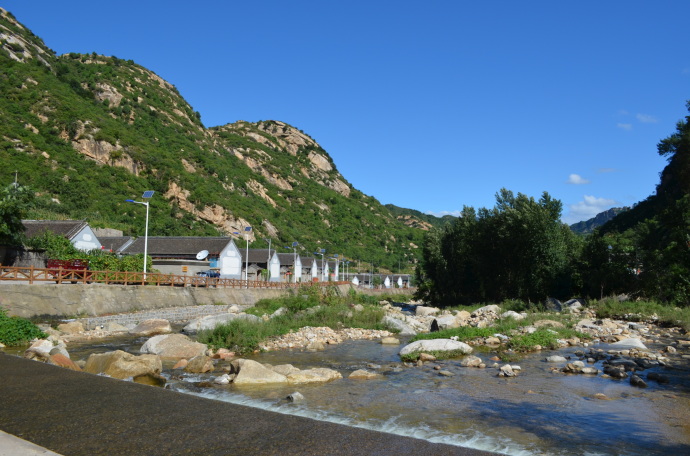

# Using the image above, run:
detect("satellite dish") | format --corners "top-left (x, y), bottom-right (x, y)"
top-left (196, 250), bottom-right (209, 260)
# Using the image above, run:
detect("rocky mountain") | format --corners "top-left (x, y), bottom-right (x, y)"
top-left (569, 207), bottom-right (628, 235)
top-left (0, 8), bottom-right (422, 271)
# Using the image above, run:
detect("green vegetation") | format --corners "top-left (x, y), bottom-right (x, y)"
top-left (25, 230), bottom-right (149, 272)
top-left (197, 286), bottom-right (392, 354)
top-left (590, 298), bottom-right (690, 331)
top-left (0, 182), bottom-right (34, 246)
top-left (0, 308), bottom-right (47, 346)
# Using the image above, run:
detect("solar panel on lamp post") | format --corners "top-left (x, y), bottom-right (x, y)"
top-left (125, 190), bottom-right (154, 279)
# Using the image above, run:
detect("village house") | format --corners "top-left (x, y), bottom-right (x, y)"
top-left (22, 220), bottom-right (102, 251)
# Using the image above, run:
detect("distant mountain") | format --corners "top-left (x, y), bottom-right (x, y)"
top-left (569, 207), bottom-right (628, 234)
top-left (384, 204), bottom-right (456, 230)
top-left (0, 8), bottom-right (423, 271)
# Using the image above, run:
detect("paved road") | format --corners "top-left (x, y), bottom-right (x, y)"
top-left (0, 354), bottom-right (496, 456)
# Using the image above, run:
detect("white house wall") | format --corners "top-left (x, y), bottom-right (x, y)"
top-left (269, 253), bottom-right (281, 282)
top-left (72, 226), bottom-right (102, 251)
top-left (219, 242), bottom-right (242, 279)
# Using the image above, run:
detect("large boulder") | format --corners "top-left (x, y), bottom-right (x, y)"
top-left (611, 338), bottom-right (648, 350)
top-left (184, 355), bottom-right (215, 373)
top-left (84, 350), bottom-right (162, 379)
top-left (48, 353), bottom-right (82, 371)
top-left (140, 334), bottom-right (207, 359)
top-left (399, 339), bottom-right (473, 358)
top-left (24, 339), bottom-right (54, 361)
top-left (382, 316), bottom-right (416, 336)
top-left (471, 305), bottom-right (501, 317)
top-left (129, 319), bottom-right (172, 336)
top-left (57, 321), bottom-right (84, 334)
top-left (183, 313), bottom-right (261, 334)
top-left (415, 306), bottom-right (440, 317)
top-left (232, 359), bottom-right (288, 385)
top-left (434, 315), bottom-right (460, 330)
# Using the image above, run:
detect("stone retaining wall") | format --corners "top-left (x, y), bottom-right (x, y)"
top-left (77, 304), bottom-right (244, 330)
top-left (0, 283), bottom-right (414, 319)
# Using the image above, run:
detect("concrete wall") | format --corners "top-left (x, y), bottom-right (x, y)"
top-left (0, 283), bottom-right (415, 319)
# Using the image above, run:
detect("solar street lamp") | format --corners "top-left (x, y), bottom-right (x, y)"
top-left (125, 190), bottom-right (154, 278)
top-left (244, 227), bottom-right (251, 287)
top-left (314, 249), bottom-right (326, 282)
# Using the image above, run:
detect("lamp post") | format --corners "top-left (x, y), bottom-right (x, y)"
top-left (244, 226), bottom-right (251, 287)
top-left (292, 242), bottom-right (298, 283)
top-left (314, 249), bottom-right (325, 282)
top-left (125, 190), bottom-right (154, 278)
top-left (264, 238), bottom-right (271, 281)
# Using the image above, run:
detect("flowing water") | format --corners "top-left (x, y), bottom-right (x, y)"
top-left (57, 334), bottom-right (690, 456)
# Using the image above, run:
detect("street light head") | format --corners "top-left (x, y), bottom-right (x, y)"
top-left (125, 199), bottom-right (135, 202)
top-left (245, 226), bottom-right (252, 232)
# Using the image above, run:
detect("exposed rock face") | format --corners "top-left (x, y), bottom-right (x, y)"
top-left (71, 138), bottom-right (139, 175)
top-left (140, 334), bottom-right (207, 359)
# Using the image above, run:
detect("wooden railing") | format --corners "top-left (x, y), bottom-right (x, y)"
top-left (0, 266), bottom-right (350, 289)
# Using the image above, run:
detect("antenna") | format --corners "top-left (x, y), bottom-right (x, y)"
top-left (196, 250), bottom-right (209, 260)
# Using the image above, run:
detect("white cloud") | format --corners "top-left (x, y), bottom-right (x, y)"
top-left (636, 113), bottom-right (658, 123)
top-left (617, 123), bottom-right (633, 131)
top-left (563, 195), bottom-right (617, 224)
top-left (566, 173), bottom-right (590, 185)
top-left (426, 210), bottom-right (461, 218)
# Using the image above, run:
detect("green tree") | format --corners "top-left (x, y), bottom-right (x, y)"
top-left (0, 183), bottom-right (34, 246)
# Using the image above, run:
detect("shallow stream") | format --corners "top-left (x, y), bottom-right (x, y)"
top-left (57, 334), bottom-right (690, 456)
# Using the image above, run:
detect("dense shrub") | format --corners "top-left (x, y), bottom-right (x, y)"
top-left (0, 308), bottom-right (47, 346)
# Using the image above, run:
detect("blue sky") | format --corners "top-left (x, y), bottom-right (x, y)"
top-left (5, 1), bottom-right (689, 224)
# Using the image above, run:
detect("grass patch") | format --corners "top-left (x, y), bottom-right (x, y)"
top-left (0, 308), bottom-right (47, 346)
top-left (400, 349), bottom-right (468, 363)
top-left (591, 298), bottom-right (690, 331)
top-left (197, 286), bottom-right (391, 354)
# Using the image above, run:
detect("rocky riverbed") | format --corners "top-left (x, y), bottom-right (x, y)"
top-left (6, 299), bottom-right (690, 455)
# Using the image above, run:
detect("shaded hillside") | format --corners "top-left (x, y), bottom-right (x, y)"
top-left (384, 204), bottom-right (455, 230)
top-left (569, 207), bottom-right (627, 235)
top-left (0, 8), bottom-right (422, 271)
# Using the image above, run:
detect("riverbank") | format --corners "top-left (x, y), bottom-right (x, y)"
top-left (0, 353), bottom-right (495, 456)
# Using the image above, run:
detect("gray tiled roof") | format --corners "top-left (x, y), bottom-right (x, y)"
top-left (277, 253), bottom-right (298, 266)
top-left (22, 220), bottom-right (88, 240)
top-left (122, 237), bottom-right (235, 257)
top-left (99, 236), bottom-right (133, 252)
top-left (240, 248), bottom-right (275, 264)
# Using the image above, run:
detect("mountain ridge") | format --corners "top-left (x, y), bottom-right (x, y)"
top-left (0, 7), bottom-right (426, 272)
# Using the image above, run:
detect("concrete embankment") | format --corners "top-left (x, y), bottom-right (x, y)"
top-left (0, 354), bottom-right (494, 456)
top-left (0, 283), bottom-right (414, 318)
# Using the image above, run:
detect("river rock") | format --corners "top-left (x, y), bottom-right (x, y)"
top-left (105, 322), bottom-right (130, 332)
top-left (460, 355), bottom-right (483, 367)
top-left (533, 320), bottom-right (565, 329)
top-left (647, 372), bottom-right (670, 384)
top-left (129, 319), bottom-right (172, 336)
top-left (140, 334), bottom-right (207, 359)
top-left (287, 392), bottom-right (305, 403)
top-left (472, 305), bottom-right (501, 317)
top-left (349, 369), bottom-right (382, 379)
top-left (501, 311), bottom-right (525, 321)
top-left (133, 373), bottom-right (167, 387)
top-left (498, 364), bottom-right (517, 377)
top-left (48, 353), bottom-right (82, 371)
top-left (603, 365), bottom-right (628, 379)
top-left (543, 298), bottom-right (562, 312)
top-left (545, 355), bottom-right (567, 363)
top-left (434, 315), bottom-right (460, 330)
top-left (183, 313), bottom-right (261, 334)
top-left (57, 321), bottom-right (84, 334)
top-left (382, 316), bottom-right (417, 336)
top-left (611, 338), bottom-right (648, 350)
top-left (84, 350), bottom-right (162, 379)
top-left (415, 306), bottom-right (440, 317)
top-left (185, 355), bottom-right (215, 373)
top-left (24, 339), bottom-right (54, 361)
top-left (381, 337), bottom-right (400, 345)
top-left (399, 339), bottom-right (473, 358)
top-left (630, 374), bottom-right (648, 388)
top-left (232, 359), bottom-right (288, 385)
top-left (287, 368), bottom-right (342, 384)
top-left (272, 364), bottom-right (301, 376)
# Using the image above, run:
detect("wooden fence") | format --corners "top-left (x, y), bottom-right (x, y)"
top-left (0, 266), bottom-right (349, 289)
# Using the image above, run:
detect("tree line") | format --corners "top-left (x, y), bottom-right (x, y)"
top-left (416, 101), bottom-right (690, 308)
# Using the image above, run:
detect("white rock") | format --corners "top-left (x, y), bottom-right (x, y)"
top-left (415, 306), bottom-right (440, 317)
top-left (545, 355), bottom-right (567, 363)
top-left (183, 313), bottom-right (261, 334)
top-left (399, 339), bottom-right (473, 357)
top-left (501, 311), bottom-right (524, 320)
top-left (611, 338), bottom-right (648, 350)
